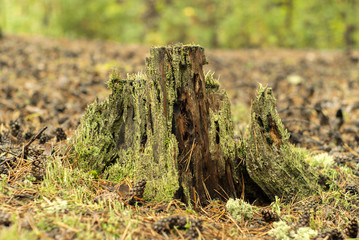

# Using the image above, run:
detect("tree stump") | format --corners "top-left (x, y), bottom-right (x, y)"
top-left (72, 44), bottom-right (329, 206)
top-left (72, 45), bottom-right (239, 205)
top-left (245, 85), bottom-right (327, 200)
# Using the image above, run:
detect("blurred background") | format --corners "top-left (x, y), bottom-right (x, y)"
top-left (0, 0), bottom-right (359, 153)
top-left (0, 0), bottom-right (358, 49)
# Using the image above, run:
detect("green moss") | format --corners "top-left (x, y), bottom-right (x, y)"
top-left (145, 44), bottom-right (209, 203)
top-left (205, 71), bottom-right (220, 89)
top-left (72, 71), bottom-right (147, 175)
top-left (77, 67), bottom-right (179, 200)
top-left (72, 45), bottom-right (237, 203)
top-left (207, 88), bottom-right (236, 177)
top-left (0, 223), bottom-right (37, 240)
top-left (245, 84), bottom-right (323, 200)
top-left (88, 170), bottom-right (98, 179)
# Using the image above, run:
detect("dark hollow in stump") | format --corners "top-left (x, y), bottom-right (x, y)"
top-left (72, 45), bottom-right (240, 206)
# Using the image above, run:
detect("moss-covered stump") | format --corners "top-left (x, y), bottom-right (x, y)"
top-left (146, 46), bottom-right (239, 205)
top-left (72, 45), bottom-right (239, 205)
top-left (72, 74), bottom-right (151, 181)
top-left (245, 85), bottom-right (325, 200)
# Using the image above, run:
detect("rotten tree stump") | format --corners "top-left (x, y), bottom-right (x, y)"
top-left (73, 45), bottom-right (239, 205)
top-left (72, 44), bottom-right (329, 206)
top-left (245, 85), bottom-right (328, 200)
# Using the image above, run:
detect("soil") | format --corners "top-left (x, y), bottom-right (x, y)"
top-left (0, 34), bottom-right (358, 239)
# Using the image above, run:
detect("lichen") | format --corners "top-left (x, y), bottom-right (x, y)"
top-left (290, 227), bottom-right (318, 240)
top-left (226, 198), bottom-right (255, 222)
top-left (268, 221), bottom-right (291, 240)
top-left (268, 221), bottom-right (318, 240)
top-left (307, 152), bottom-right (334, 170)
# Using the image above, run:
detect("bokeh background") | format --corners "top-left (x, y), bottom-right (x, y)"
top-left (0, 0), bottom-right (358, 49)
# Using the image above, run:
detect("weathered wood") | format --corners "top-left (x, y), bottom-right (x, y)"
top-left (72, 74), bottom-right (147, 176)
top-left (73, 45), bottom-right (239, 205)
top-left (145, 46), bottom-right (239, 205)
top-left (245, 85), bottom-right (326, 200)
top-left (72, 45), bottom-right (329, 206)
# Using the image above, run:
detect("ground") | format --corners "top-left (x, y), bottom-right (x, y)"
top-left (0, 34), bottom-right (358, 239)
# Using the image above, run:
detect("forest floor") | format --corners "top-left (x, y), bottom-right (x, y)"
top-left (0, 34), bottom-right (358, 239)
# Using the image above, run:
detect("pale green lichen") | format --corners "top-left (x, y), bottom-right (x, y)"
top-left (268, 221), bottom-right (291, 240)
top-left (226, 198), bottom-right (254, 222)
top-left (291, 227), bottom-right (318, 240)
top-left (268, 221), bottom-right (317, 240)
top-left (307, 152), bottom-right (334, 170)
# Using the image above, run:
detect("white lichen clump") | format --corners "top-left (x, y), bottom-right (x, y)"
top-left (268, 221), bottom-right (291, 240)
top-left (226, 198), bottom-right (254, 222)
top-left (292, 227), bottom-right (318, 239)
top-left (268, 221), bottom-right (318, 240)
top-left (310, 152), bottom-right (334, 169)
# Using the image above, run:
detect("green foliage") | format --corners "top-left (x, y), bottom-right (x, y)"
top-left (88, 170), bottom-right (99, 179)
top-left (270, 196), bottom-right (282, 216)
top-left (1, 0), bottom-right (358, 48)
